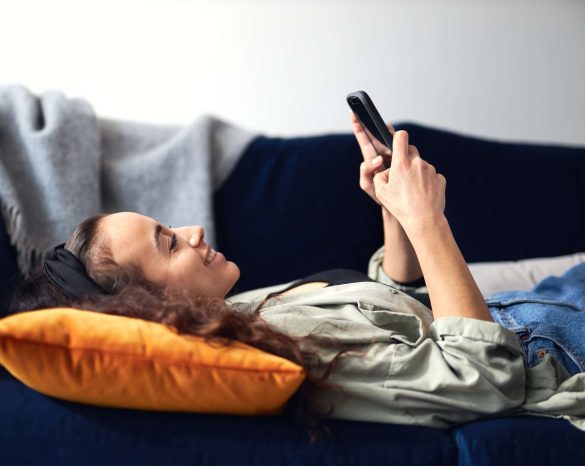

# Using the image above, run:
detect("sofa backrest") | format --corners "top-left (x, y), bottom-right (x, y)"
top-left (0, 213), bottom-right (18, 309)
top-left (214, 124), bottom-right (585, 292)
top-left (398, 123), bottom-right (585, 264)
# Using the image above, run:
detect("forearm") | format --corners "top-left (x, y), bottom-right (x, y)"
top-left (381, 207), bottom-right (423, 283)
top-left (405, 216), bottom-right (494, 322)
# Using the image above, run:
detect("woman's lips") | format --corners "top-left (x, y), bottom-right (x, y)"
top-left (205, 248), bottom-right (216, 265)
top-left (204, 248), bottom-right (225, 266)
top-left (209, 251), bottom-right (225, 265)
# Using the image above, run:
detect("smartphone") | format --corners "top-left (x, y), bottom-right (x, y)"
top-left (346, 90), bottom-right (393, 167)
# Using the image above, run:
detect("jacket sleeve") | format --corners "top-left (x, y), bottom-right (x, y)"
top-left (367, 245), bottom-right (429, 294)
top-left (384, 316), bottom-right (526, 426)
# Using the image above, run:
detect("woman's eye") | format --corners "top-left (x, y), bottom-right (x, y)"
top-left (169, 233), bottom-right (177, 253)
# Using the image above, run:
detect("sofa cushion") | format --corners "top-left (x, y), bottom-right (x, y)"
top-left (0, 364), bottom-right (458, 466)
top-left (453, 416), bottom-right (585, 466)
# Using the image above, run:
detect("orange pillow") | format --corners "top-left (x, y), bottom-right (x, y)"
top-left (0, 308), bottom-right (305, 415)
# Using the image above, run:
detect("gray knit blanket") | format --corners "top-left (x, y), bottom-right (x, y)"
top-left (0, 85), bottom-right (258, 276)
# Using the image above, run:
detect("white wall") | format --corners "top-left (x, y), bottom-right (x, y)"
top-left (2, 0), bottom-right (584, 145)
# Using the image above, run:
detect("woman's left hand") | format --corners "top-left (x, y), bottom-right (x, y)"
top-left (350, 111), bottom-right (394, 207)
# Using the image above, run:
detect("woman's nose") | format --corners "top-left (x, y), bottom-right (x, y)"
top-left (186, 227), bottom-right (205, 247)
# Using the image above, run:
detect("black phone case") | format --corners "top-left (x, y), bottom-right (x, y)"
top-left (346, 91), bottom-right (394, 153)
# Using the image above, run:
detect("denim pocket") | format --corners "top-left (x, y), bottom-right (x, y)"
top-left (488, 300), bottom-right (585, 376)
top-left (522, 332), bottom-right (582, 376)
top-left (507, 325), bottom-right (583, 375)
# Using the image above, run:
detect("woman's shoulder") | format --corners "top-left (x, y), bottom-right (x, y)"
top-left (226, 280), bottom-right (300, 307)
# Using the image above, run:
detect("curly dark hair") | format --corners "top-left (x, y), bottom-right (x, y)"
top-left (7, 214), bottom-right (354, 442)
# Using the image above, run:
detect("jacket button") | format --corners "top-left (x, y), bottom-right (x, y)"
top-left (537, 349), bottom-right (547, 358)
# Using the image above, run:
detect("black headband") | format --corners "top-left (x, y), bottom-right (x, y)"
top-left (43, 243), bottom-right (107, 299)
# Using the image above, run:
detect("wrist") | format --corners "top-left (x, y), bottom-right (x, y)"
top-left (403, 215), bottom-right (449, 244)
top-left (381, 207), bottom-right (424, 283)
top-left (382, 207), bottom-right (408, 242)
top-left (381, 206), bottom-right (396, 222)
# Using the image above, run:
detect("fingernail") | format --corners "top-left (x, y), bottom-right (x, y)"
top-left (189, 235), bottom-right (197, 246)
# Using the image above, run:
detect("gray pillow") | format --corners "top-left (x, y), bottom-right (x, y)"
top-left (469, 253), bottom-right (585, 297)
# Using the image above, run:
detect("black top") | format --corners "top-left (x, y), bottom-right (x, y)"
top-left (266, 268), bottom-right (432, 310)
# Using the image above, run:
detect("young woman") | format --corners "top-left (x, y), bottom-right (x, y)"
top-left (8, 114), bottom-right (585, 437)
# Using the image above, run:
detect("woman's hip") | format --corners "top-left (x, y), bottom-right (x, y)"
top-left (487, 300), bottom-right (585, 376)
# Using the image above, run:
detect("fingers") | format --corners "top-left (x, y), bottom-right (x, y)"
top-left (350, 111), bottom-right (378, 161)
top-left (360, 155), bottom-right (385, 190)
top-left (391, 130), bottom-right (411, 167)
top-left (360, 163), bottom-right (382, 206)
top-left (350, 114), bottom-right (422, 175)
top-left (373, 167), bottom-right (390, 187)
top-left (350, 110), bottom-right (395, 136)
top-left (368, 129), bottom-right (392, 156)
top-left (350, 110), bottom-right (393, 160)
top-left (361, 156), bottom-right (383, 175)
top-left (408, 144), bottom-right (420, 158)
top-left (359, 160), bottom-right (374, 186)
top-left (391, 131), bottom-right (430, 168)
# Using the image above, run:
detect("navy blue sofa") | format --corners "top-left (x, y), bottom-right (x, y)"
top-left (1, 123), bottom-right (585, 465)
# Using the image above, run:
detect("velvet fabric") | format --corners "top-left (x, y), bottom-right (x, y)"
top-left (0, 366), bottom-right (458, 466)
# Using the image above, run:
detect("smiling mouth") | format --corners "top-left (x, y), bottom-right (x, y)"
top-left (204, 249), bottom-right (217, 266)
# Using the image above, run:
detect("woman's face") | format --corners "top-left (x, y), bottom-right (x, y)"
top-left (98, 212), bottom-right (240, 298)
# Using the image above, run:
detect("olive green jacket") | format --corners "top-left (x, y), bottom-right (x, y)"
top-left (228, 246), bottom-right (585, 431)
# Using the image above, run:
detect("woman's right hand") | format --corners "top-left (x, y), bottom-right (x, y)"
top-left (372, 130), bottom-right (447, 232)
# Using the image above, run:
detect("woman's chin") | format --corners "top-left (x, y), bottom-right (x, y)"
top-left (231, 264), bottom-right (241, 282)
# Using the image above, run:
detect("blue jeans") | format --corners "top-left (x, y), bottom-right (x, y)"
top-left (485, 262), bottom-right (585, 376)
